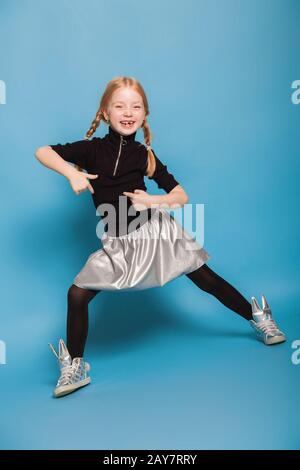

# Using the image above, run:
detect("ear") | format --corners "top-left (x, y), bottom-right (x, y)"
top-left (102, 110), bottom-right (108, 121)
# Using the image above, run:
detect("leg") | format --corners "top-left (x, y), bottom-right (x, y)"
top-left (67, 284), bottom-right (100, 359)
top-left (185, 263), bottom-right (252, 320)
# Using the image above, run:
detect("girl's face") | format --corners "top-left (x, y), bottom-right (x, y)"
top-left (103, 87), bottom-right (146, 136)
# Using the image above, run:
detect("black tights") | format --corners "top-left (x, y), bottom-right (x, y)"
top-left (67, 286), bottom-right (99, 359)
top-left (66, 263), bottom-right (253, 359)
top-left (185, 264), bottom-right (252, 321)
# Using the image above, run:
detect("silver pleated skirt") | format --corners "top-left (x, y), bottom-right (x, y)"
top-left (73, 208), bottom-right (211, 291)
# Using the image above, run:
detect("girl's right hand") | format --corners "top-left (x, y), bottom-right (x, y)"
top-left (68, 171), bottom-right (99, 195)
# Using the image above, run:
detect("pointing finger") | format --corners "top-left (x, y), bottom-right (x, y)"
top-left (86, 173), bottom-right (99, 179)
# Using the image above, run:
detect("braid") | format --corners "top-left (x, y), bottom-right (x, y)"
top-left (85, 109), bottom-right (103, 140)
top-left (142, 119), bottom-right (156, 177)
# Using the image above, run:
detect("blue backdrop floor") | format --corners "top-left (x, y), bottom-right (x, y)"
top-left (1, 285), bottom-right (299, 450)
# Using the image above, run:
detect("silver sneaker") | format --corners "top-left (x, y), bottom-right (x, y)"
top-left (249, 295), bottom-right (286, 345)
top-left (49, 339), bottom-right (91, 397)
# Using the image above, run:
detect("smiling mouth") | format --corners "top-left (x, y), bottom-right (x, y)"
top-left (120, 121), bottom-right (135, 128)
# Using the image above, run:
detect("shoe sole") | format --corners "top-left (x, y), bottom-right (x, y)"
top-left (264, 335), bottom-right (286, 345)
top-left (53, 377), bottom-right (91, 398)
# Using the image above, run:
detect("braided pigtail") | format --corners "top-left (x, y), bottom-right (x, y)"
top-left (142, 119), bottom-right (156, 177)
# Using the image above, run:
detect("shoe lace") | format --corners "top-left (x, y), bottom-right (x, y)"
top-left (256, 318), bottom-right (281, 335)
top-left (58, 361), bottom-right (85, 386)
top-left (58, 364), bottom-right (76, 386)
top-left (48, 342), bottom-right (60, 359)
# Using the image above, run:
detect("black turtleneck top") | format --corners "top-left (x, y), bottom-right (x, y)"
top-left (50, 125), bottom-right (180, 236)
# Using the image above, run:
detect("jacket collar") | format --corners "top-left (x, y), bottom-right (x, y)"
top-left (107, 125), bottom-right (137, 146)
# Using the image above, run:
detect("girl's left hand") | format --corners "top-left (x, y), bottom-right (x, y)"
top-left (123, 189), bottom-right (152, 211)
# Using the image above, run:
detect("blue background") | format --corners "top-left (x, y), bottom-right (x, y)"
top-left (0, 0), bottom-right (299, 450)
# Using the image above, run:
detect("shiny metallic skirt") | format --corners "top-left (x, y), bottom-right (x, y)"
top-left (73, 208), bottom-right (211, 291)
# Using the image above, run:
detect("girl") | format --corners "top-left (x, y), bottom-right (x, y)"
top-left (35, 76), bottom-right (286, 398)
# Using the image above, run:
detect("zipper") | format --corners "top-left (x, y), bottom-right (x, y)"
top-left (113, 135), bottom-right (124, 176)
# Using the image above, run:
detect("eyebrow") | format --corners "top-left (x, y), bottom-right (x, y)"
top-left (112, 101), bottom-right (142, 104)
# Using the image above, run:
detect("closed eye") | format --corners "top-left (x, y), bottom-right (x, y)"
top-left (115, 105), bottom-right (141, 108)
